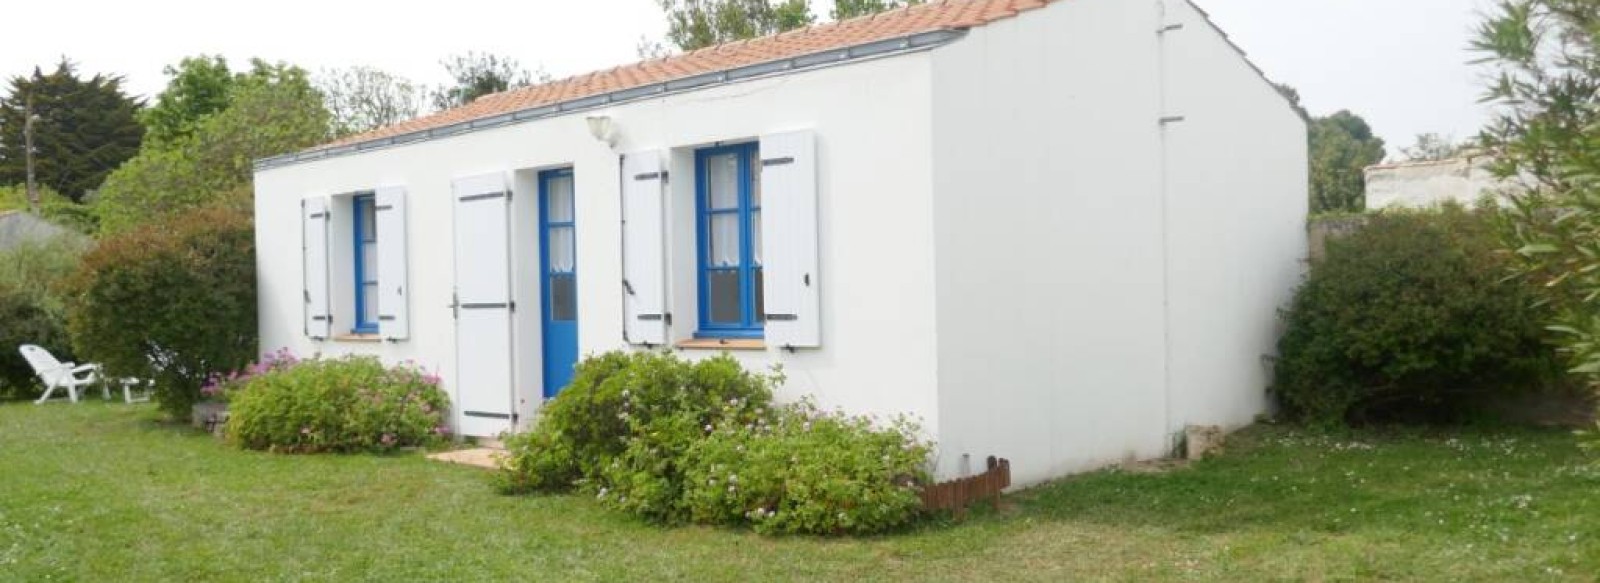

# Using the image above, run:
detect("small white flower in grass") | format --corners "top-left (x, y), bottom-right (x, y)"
top-left (597, 487), bottom-right (609, 499)
top-left (728, 474), bottom-right (738, 484)
top-left (704, 424), bottom-right (714, 433)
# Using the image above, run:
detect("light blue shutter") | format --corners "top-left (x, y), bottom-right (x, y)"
top-left (375, 186), bottom-right (410, 340)
top-left (622, 151), bottom-right (668, 345)
top-left (302, 196), bottom-right (332, 340)
top-left (759, 130), bottom-right (821, 348)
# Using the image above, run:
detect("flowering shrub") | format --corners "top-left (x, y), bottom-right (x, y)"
top-left (200, 348), bottom-right (300, 403)
top-left (497, 351), bottom-right (934, 535)
top-left (496, 351), bottom-right (773, 500)
top-left (225, 354), bottom-right (450, 453)
top-left (679, 400), bottom-right (930, 535)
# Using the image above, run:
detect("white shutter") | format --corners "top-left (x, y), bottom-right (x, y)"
top-left (621, 151), bottom-right (668, 345)
top-left (302, 196), bottom-right (332, 340)
top-left (375, 186), bottom-right (410, 340)
top-left (452, 172), bottom-right (517, 436)
top-left (760, 130), bottom-right (821, 348)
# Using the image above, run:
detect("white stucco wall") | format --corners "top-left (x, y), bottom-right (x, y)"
top-left (927, 0), bottom-right (1305, 486)
top-left (929, 0), bottom-right (1171, 485)
top-left (1364, 156), bottom-right (1516, 209)
top-left (255, 54), bottom-right (943, 442)
top-left (1160, 0), bottom-right (1308, 437)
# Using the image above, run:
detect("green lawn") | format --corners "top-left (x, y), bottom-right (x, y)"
top-left (1, 403), bottom-right (1596, 582)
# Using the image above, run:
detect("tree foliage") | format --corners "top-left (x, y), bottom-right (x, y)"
top-left (0, 58), bottom-right (143, 203)
top-left (658, 0), bottom-right (815, 51)
top-left (139, 56), bottom-right (236, 147)
top-left (1402, 133), bottom-right (1466, 162)
top-left (64, 204), bottom-right (257, 417)
top-left (430, 53), bottom-right (546, 110)
top-left (94, 60), bottom-right (329, 233)
top-left (318, 66), bottom-right (426, 137)
top-left (1310, 110), bottom-right (1386, 213)
top-left (0, 235), bottom-right (87, 401)
top-left (831, 0), bottom-right (923, 20)
top-left (1474, 0), bottom-right (1600, 438)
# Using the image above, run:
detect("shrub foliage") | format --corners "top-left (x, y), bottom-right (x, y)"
top-left (64, 204), bottom-right (257, 417)
top-left (225, 354), bottom-right (450, 453)
top-left (1275, 207), bottom-right (1558, 425)
top-left (497, 351), bottom-right (932, 535)
top-left (0, 236), bottom-right (87, 400)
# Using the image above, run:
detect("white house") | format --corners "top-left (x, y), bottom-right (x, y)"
top-left (253, 0), bottom-right (1308, 487)
top-left (1364, 155), bottom-right (1521, 209)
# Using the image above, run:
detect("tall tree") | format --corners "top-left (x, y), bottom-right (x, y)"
top-left (318, 66), bottom-right (426, 137)
top-left (1309, 111), bottom-right (1386, 213)
top-left (95, 60), bottom-right (329, 233)
top-left (832, 0), bottom-right (922, 20)
top-left (430, 52), bottom-right (547, 110)
top-left (0, 59), bottom-right (143, 203)
top-left (140, 56), bottom-right (236, 146)
top-left (658, 0), bottom-right (814, 51)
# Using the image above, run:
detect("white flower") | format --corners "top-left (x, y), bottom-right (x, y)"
top-left (728, 474), bottom-right (738, 484)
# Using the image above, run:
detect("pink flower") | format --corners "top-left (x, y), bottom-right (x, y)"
top-left (380, 433), bottom-right (396, 446)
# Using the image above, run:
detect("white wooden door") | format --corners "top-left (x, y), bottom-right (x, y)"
top-left (453, 172), bottom-right (516, 437)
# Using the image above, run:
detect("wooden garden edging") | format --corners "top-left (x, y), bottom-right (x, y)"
top-left (921, 456), bottom-right (1010, 513)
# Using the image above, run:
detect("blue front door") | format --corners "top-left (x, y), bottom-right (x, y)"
top-left (539, 169), bottom-right (578, 399)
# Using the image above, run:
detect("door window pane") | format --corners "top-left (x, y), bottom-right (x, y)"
top-left (750, 152), bottom-right (762, 208)
top-left (754, 268), bottom-right (765, 323)
top-left (708, 270), bottom-right (742, 324)
top-left (550, 274), bottom-right (576, 321)
top-left (547, 176), bottom-right (574, 223)
top-left (750, 210), bottom-right (762, 266)
top-left (709, 213), bottom-right (739, 267)
top-left (706, 153), bottom-right (739, 210)
top-left (360, 200), bottom-right (377, 242)
top-left (548, 226), bottom-right (575, 273)
top-left (362, 241), bottom-right (378, 282)
top-left (362, 283), bottom-right (379, 323)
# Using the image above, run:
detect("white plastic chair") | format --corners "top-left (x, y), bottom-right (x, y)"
top-left (20, 344), bottom-right (100, 404)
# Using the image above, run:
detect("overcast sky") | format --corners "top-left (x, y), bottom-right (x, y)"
top-left (5, 0), bottom-right (1494, 159)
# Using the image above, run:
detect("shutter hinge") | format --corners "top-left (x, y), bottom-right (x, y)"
top-left (1159, 116), bottom-right (1187, 125)
top-left (1158, 23), bottom-right (1184, 34)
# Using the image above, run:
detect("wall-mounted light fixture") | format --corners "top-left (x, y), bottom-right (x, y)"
top-left (586, 115), bottom-right (617, 147)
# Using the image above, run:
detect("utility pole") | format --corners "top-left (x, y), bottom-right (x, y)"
top-left (24, 95), bottom-right (40, 215)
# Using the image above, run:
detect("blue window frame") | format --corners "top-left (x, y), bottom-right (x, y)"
top-left (352, 193), bottom-right (379, 334)
top-left (695, 143), bottom-right (764, 338)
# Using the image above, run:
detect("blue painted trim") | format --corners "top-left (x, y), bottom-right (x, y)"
top-left (352, 194), bottom-right (378, 334)
top-left (694, 143), bottom-right (764, 338)
top-left (539, 168), bottom-right (578, 399)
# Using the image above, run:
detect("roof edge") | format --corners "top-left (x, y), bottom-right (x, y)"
top-left (255, 29), bottom-right (967, 172)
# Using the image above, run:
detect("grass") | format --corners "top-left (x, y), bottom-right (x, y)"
top-left (1, 402), bottom-right (1596, 582)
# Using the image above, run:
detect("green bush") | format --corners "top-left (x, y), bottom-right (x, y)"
top-left (64, 203), bottom-right (257, 417)
top-left (0, 284), bottom-right (71, 400)
top-left (0, 237), bottom-right (87, 401)
top-left (1275, 206), bottom-right (1559, 425)
top-left (498, 351), bottom-right (934, 535)
top-left (225, 355), bottom-right (450, 453)
top-left (496, 351), bottom-right (774, 500)
top-left (678, 400), bottom-right (930, 535)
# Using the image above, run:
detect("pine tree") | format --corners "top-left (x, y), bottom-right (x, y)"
top-left (0, 59), bottom-right (144, 202)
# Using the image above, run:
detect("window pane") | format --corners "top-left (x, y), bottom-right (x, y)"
top-left (360, 198), bottom-right (377, 242)
top-left (709, 214), bottom-right (739, 267)
top-left (547, 175), bottom-right (574, 223)
top-left (754, 268), bottom-right (765, 323)
top-left (362, 242), bottom-right (378, 283)
top-left (750, 150), bottom-right (762, 208)
top-left (706, 153), bottom-right (739, 210)
top-left (750, 210), bottom-right (762, 266)
top-left (550, 274), bottom-right (576, 321)
top-left (362, 283), bottom-right (379, 324)
top-left (548, 226), bottom-right (575, 273)
top-left (707, 270), bottom-right (742, 324)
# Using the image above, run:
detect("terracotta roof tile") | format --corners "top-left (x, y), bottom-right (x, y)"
top-left (319, 0), bottom-right (1058, 150)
